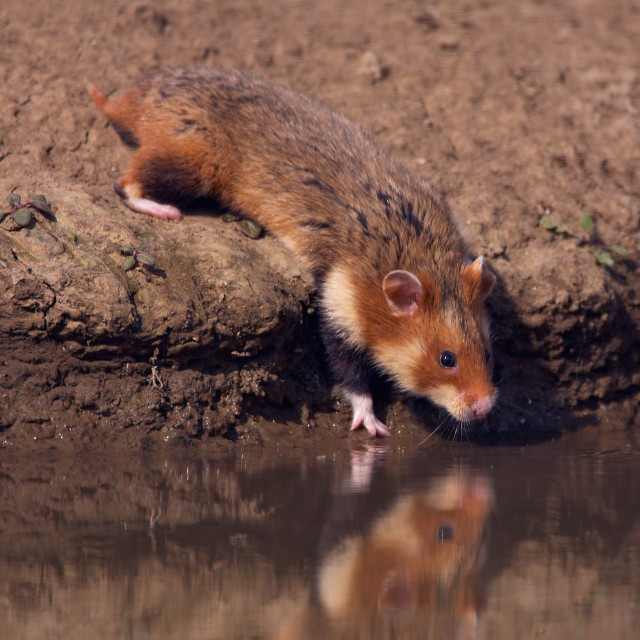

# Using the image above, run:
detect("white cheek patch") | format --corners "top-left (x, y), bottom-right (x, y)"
top-left (317, 537), bottom-right (360, 614)
top-left (373, 337), bottom-right (425, 394)
top-left (368, 496), bottom-right (424, 556)
top-left (322, 266), bottom-right (366, 348)
top-left (425, 384), bottom-right (468, 420)
top-left (423, 473), bottom-right (471, 510)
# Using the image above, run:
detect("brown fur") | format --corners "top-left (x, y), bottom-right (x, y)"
top-left (89, 66), bottom-right (497, 425)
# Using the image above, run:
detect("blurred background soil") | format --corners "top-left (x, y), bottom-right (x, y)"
top-left (0, 0), bottom-right (638, 449)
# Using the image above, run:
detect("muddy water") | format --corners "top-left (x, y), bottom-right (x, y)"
top-left (1, 430), bottom-right (639, 639)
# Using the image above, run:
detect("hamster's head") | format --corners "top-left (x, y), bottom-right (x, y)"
top-left (376, 256), bottom-right (497, 421)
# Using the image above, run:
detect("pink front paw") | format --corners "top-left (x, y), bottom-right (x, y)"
top-left (347, 392), bottom-right (391, 438)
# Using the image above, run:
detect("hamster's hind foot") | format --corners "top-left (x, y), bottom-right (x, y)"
top-left (114, 181), bottom-right (183, 221)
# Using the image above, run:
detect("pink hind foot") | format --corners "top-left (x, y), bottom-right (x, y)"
top-left (114, 182), bottom-right (183, 221)
top-left (121, 195), bottom-right (183, 221)
top-left (346, 392), bottom-right (391, 438)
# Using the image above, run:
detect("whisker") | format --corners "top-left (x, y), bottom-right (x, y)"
top-left (415, 414), bottom-right (448, 449)
top-left (462, 420), bottom-right (472, 445)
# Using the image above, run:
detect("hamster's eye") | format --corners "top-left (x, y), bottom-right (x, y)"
top-left (439, 350), bottom-right (456, 369)
top-left (436, 523), bottom-right (455, 543)
top-left (484, 348), bottom-right (491, 362)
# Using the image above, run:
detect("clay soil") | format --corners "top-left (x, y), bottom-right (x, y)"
top-left (0, 0), bottom-right (639, 451)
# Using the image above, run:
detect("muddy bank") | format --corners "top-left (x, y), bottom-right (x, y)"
top-left (0, 0), bottom-right (638, 448)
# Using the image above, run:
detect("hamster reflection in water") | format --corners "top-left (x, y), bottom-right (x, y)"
top-left (274, 471), bottom-right (493, 639)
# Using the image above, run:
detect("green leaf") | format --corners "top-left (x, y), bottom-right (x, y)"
top-left (27, 198), bottom-right (54, 218)
top-left (221, 212), bottom-right (238, 223)
top-left (555, 223), bottom-right (569, 234)
top-left (594, 249), bottom-right (614, 267)
top-left (135, 250), bottom-right (156, 266)
top-left (13, 208), bottom-right (33, 227)
top-left (119, 244), bottom-right (135, 255)
top-left (237, 219), bottom-right (263, 239)
top-left (539, 215), bottom-right (558, 231)
top-left (580, 215), bottom-right (594, 232)
top-left (69, 232), bottom-right (78, 244)
top-left (611, 245), bottom-right (629, 257)
top-left (6, 193), bottom-right (21, 206)
top-left (122, 255), bottom-right (137, 271)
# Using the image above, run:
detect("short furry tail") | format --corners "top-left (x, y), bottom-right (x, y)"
top-left (86, 82), bottom-right (140, 147)
top-left (86, 83), bottom-right (108, 113)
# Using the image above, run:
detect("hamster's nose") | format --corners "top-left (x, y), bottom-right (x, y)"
top-left (470, 396), bottom-right (493, 419)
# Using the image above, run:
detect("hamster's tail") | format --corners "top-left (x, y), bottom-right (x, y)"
top-left (87, 83), bottom-right (140, 148)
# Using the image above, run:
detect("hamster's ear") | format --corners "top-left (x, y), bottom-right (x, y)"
top-left (461, 256), bottom-right (496, 302)
top-left (383, 270), bottom-right (423, 315)
top-left (377, 571), bottom-right (417, 615)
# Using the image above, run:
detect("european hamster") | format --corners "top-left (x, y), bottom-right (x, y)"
top-left (88, 66), bottom-right (497, 437)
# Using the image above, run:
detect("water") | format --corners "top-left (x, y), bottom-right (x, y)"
top-left (1, 432), bottom-right (639, 639)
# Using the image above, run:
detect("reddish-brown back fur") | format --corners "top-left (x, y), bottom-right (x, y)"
top-left (89, 68), bottom-right (457, 268)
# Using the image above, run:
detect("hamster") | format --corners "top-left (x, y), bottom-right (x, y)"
top-left (88, 66), bottom-right (497, 437)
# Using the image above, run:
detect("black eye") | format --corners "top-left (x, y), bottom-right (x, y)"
top-left (439, 350), bottom-right (456, 368)
top-left (436, 523), bottom-right (455, 543)
top-left (484, 348), bottom-right (491, 362)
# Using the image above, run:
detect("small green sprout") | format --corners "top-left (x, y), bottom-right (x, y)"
top-left (539, 210), bottom-right (634, 270)
top-left (1, 192), bottom-right (55, 229)
top-left (539, 215), bottom-right (568, 234)
top-left (135, 251), bottom-right (156, 266)
top-left (593, 249), bottom-right (614, 267)
top-left (611, 245), bottom-right (629, 257)
top-left (580, 215), bottom-right (594, 233)
top-left (120, 244), bottom-right (156, 271)
top-left (122, 255), bottom-right (137, 271)
top-left (13, 208), bottom-right (33, 228)
top-left (221, 213), bottom-right (262, 238)
top-left (237, 219), bottom-right (263, 239)
top-left (28, 195), bottom-right (55, 218)
top-left (539, 215), bottom-right (558, 231)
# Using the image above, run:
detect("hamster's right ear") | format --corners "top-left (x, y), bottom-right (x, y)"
top-left (462, 256), bottom-right (496, 303)
top-left (383, 270), bottom-right (424, 315)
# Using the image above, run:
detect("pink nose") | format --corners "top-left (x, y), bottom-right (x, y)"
top-left (470, 396), bottom-right (493, 419)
